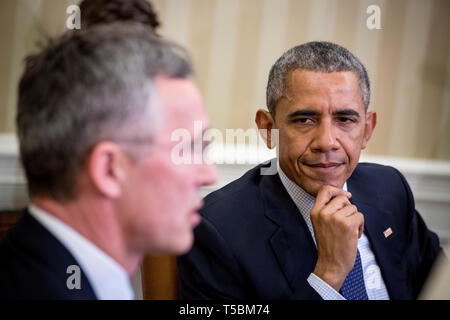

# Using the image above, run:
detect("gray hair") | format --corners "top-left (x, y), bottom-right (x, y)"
top-left (266, 41), bottom-right (370, 115)
top-left (17, 22), bottom-right (193, 201)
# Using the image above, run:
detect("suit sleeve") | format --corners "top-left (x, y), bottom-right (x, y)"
top-left (177, 217), bottom-right (250, 299)
top-left (394, 168), bottom-right (442, 298)
top-left (177, 215), bottom-right (322, 300)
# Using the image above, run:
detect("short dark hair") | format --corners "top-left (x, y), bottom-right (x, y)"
top-left (17, 23), bottom-right (192, 201)
top-left (266, 41), bottom-right (370, 116)
top-left (80, 0), bottom-right (160, 31)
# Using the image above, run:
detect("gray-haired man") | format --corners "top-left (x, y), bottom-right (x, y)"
top-left (0, 23), bottom-right (216, 299)
top-left (178, 41), bottom-right (441, 300)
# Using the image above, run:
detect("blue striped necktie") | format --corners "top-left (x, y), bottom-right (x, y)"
top-left (340, 249), bottom-right (369, 300)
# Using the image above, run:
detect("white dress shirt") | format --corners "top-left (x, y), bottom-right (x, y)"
top-left (29, 204), bottom-right (134, 300)
top-left (277, 163), bottom-right (390, 300)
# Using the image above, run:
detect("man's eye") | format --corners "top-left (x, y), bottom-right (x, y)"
top-left (294, 118), bottom-right (313, 124)
top-left (337, 117), bottom-right (354, 123)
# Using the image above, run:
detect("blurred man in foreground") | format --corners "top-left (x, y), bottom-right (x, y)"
top-left (0, 23), bottom-right (216, 299)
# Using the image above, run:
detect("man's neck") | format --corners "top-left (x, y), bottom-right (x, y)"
top-left (30, 196), bottom-right (141, 276)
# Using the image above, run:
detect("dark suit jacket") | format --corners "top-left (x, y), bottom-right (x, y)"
top-left (0, 210), bottom-right (97, 299)
top-left (177, 161), bottom-right (441, 300)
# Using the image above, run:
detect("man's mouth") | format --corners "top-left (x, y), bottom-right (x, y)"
top-left (193, 199), bottom-right (204, 212)
top-left (302, 162), bottom-right (344, 174)
top-left (188, 199), bottom-right (204, 224)
top-left (306, 162), bottom-right (342, 168)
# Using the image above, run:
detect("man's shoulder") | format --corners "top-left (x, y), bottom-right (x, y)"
top-left (0, 211), bottom-right (96, 299)
top-left (352, 162), bottom-right (403, 184)
top-left (350, 162), bottom-right (411, 208)
top-left (200, 161), bottom-right (275, 219)
top-left (204, 161), bottom-right (271, 201)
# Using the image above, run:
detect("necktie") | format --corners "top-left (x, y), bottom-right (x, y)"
top-left (340, 249), bottom-right (369, 300)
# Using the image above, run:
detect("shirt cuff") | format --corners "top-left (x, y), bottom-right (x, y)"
top-left (307, 273), bottom-right (346, 300)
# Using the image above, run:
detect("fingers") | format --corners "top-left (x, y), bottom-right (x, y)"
top-left (335, 206), bottom-right (365, 239)
top-left (358, 214), bottom-right (364, 239)
top-left (319, 195), bottom-right (352, 216)
top-left (311, 185), bottom-right (364, 240)
top-left (335, 203), bottom-right (358, 217)
top-left (312, 187), bottom-right (365, 240)
top-left (313, 185), bottom-right (351, 214)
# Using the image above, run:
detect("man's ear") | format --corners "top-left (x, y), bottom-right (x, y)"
top-left (87, 142), bottom-right (129, 198)
top-left (362, 111), bottom-right (377, 150)
top-left (255, 109), bottom-right (275, 149)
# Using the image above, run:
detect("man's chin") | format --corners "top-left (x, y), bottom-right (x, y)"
top-left (171, 235), bottom-right (195, 255)
top-left (298, 179), bottom-right (345, 197)
top-left (141, 230), bottom-right (195, 255)
top-left (296, 168), bottom-right (347, 195)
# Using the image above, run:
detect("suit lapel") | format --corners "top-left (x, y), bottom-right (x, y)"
top-left (348, 177), bottom-right (409, 299)
top-left (11, 210), bottom-right (98, 299)
top-left (260, 172), bottom-right (318, 293)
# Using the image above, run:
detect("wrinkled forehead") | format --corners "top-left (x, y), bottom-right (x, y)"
top-left (285, 70), bottom-right (360, 95)
top-left (282, 70), bottom-right (364, 109)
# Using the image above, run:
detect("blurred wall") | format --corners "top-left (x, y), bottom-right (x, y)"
top-left (0, 0), bottom-right (449, 160)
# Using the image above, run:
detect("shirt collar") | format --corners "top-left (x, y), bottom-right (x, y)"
top-left (29, 204), bottom-right (134, 300)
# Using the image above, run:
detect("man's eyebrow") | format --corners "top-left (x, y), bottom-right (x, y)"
top-left (287, 109), bottom-right (319, 118)
top-left (287, 108), bottom-right (361, 119)
top-left (333, 109), bottom-right (361, 118)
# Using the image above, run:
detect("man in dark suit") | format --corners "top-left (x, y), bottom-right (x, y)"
top-left (177, 41), bottom-right (441, 300)
top-left (0, 23), bottom-right (216, 299)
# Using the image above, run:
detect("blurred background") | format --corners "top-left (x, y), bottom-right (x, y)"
top-left (0, 0), bottom-right (449, 299)
top-left (0, 0), bottom-right (449, 160)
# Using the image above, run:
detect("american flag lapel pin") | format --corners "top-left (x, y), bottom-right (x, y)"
top-left (383, 227), bottom-right (393, 238)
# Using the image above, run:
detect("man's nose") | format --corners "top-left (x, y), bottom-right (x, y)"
top-left (311, 120), bottom-right (339, 153)
top-left (198, 161), bottom-right (218, 187)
